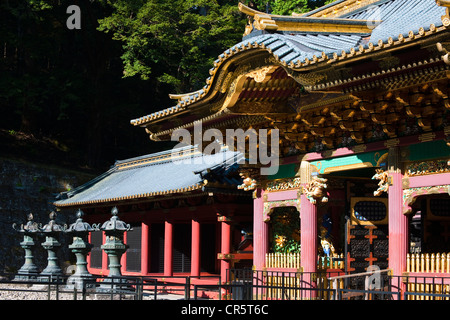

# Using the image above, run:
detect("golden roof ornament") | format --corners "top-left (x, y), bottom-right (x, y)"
top-left (437, 0), bottom-right (450, 26)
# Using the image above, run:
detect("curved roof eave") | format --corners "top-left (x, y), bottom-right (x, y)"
top-left (130, 0), bottom-right (448, 128)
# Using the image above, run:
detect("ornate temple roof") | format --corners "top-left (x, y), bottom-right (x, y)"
top-left (54, 146), bottom-right (244, 208)
top-left (130, 0), bottom-right (448, 133)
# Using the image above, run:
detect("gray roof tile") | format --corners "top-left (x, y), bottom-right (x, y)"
top-left (54, 146), bottom-right (243, 207)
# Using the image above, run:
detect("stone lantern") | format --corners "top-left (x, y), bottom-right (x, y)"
top-left (39, 211), bottom-right (66, 281)
top-left (65, 209), bottom-right (98, 290)
top-left (98, 207), bottom-right (131, 291)
top-left (12, 213), bottom-right (40, 281)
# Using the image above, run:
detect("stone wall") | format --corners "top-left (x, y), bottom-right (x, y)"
top-left (0, 157), bottom-right (95, 273)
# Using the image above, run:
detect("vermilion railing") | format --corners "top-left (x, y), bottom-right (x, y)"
top-left (265, 252), bottom-right (344, 270)
top-left (407, 253), bottom-right (450, 273)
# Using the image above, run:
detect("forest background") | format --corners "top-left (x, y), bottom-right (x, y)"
top-left (0, 0), bottom-right (334, 174)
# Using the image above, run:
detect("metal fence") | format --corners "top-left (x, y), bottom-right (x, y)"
top-left (1, 270), bottom-right (450, 300)
top-left (226, 268), bottom-right (450, 301)
top-left (227, 268), bottom-right (339, 300)
top-left (0, 273), bottom-right (221, 300)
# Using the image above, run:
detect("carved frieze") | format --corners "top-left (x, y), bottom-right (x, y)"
top-left (263, 199), bottom-right (301, 221)
top-left (405, 159), bottom-right (450, 176)
top-left (403, 185), bottom-right (450, 214)
top-left (266, 177), bottom-right (302, 192)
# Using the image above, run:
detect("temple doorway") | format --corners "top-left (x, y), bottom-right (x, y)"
top-left (322, 166), bottom-right (390, 274)
top-left (409, 194), bottom-right (450, 260)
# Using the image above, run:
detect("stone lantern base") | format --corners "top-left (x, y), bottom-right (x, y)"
top-left (66, 274), bottom-right (96, 290)
top-left (14, 266), bottom-right (40, 282)
top-left (96, 277), bottom-right (133, 293)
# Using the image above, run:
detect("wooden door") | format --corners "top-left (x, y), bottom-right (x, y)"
top-left (347, 198), bottom-right (389, 274)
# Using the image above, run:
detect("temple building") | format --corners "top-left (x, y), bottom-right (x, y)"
top-left (55, 0), bottom-right (450, 299)
top-left (55, 146), bottom-right (253, 293)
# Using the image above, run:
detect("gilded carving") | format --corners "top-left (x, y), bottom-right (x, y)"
top-left (220, 72), bottom-right (234, 93)
top-left (266, 177), bottom-right (302, 192)
top-left (406, 159), bottom-right (450, 176)
top-left (292, 71), bottom-right (327, 86)
top-left (403, 185), bottom-right (450, 214)
top-left (372, 169), bottom-right (389, 196)
top-left (262, 199), bottom-right (301, 221)
top-left (237, 168), bottom-right (260, 191)
top-left (302, 176), bottom-right (328, 204)
top-left (436, 1), bottom-right (450, 27)
top-left (237, 176), bottom-right (257, 191)
top-left (246, 66), bottom-right (277, 83)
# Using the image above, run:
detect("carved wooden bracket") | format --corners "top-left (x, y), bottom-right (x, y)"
top-left (302, 176), bottom-right (328, 204)
top-left (371, 169), bottom-right (389, 196)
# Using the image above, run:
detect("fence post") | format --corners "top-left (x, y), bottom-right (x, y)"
top-left (82, 281), bottom-right (87, 300)
top-left (55, 276), bottom-right (59, 301)
top-left (185, 276), bottom-right (191, 300)
top-left (47, 277), bottom-right (51, 300)
top-left (73, 286), bottom-right (77, 300)
top-left (137, 278), bottom-right (143, 300)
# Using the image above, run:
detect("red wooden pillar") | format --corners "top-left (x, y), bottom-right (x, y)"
top-left (253, 188), bottom-right (268, 270)
top-left (300, 192), bottom-right (318, 274)
top-left (164, 220), bottom-right (173, 277)
top-left (253, 188), bottom-right (268, 299)
top-left (299, 161), bottom-right (319, 297)
top-left (389, 171), bottom-right (407, 275)
top-left (122, 231), bottom-right (127, 272)
top-left (388, 148), bottom-right (408, 298)
top-left (191, 219), bottom-right (201, 277)
top-left (220, 216), bottom-right (231, 283)
top-left (300, 183), bottom-right (318, 299)
top-left (141, 222), bottom-right (149, 275)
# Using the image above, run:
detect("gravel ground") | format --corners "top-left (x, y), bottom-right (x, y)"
top-left (0, 283), bottom-right (185, 300)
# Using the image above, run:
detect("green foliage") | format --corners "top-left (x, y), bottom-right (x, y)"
top-left (96, 0), bottom-right (335, 92)
top-left (0, 0), bottom-right (340, 169)
top-left (251, 0), bottom-right (337, 15)
top-left (270, 207), bottom-right (301, 253)
top-left (97, 0), bottom-right (246, 93)
top-left (251, 0), bottom-right (308, 15)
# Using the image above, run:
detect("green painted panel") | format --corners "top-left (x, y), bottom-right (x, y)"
top-left (407, 140), bottom-right (450, 161)
top-left (310, 150), bottom-right (388, 174)
top-left (266, 140), bottom-right (449, 179)
top-left (267, 163), bottom-right (297, 180)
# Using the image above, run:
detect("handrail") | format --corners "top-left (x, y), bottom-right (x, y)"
top-left (328, 268), bottom-right (392, 300)
top-left (328, 268), bottom-right (391, 280)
